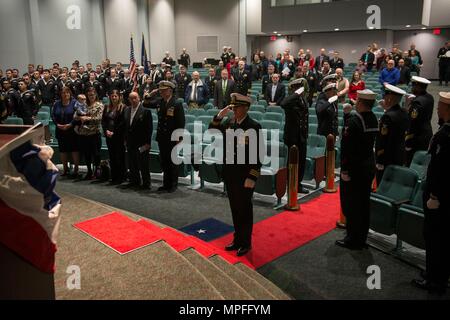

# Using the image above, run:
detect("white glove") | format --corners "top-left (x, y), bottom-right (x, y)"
top-left (376, 164), bottom-right (384, 171)
top-left (343, 103), bottom-right (353, 114)
top-left (341, 172), bottom-right (351, 182)
top-left (328, 95), bottom-right (338, 104)
top-left (405, 147), bottom-right (413, 152)
top-left (295, 87), bottom-right (305, 95)
top-left (427, 198), bottom-right (440, 210)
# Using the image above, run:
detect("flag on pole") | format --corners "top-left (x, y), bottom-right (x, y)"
top-left (141, 33), bottom-right (149, 75)
top-left (129, 35), bottom-right (138, 92)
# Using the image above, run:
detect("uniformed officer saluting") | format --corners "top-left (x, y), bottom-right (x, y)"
top-left (280, 78), bottom-right (310, 194)
top-left (336, 90), bottom-right (379, 250)
top-left (412, 92), bottom-right (450, 295)
top-left (316, 82), bottom-right (339, 138)
top-left (375, 84), bottom-right (410, 183)
top-left (145, 81), bottom-right (185, 193)
top-left (232, 60), bottom-right (252, 96)
top-left (405, 76), bottom-right (434, 166)
top-left (209, 93), bottom-right (262, 256)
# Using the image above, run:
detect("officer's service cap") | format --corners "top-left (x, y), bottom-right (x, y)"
top-left (151, 63), bottom-right (157, 67)
top-left (288, 78), bottom-right (306, 88)
top-left (384, 84), bottom-right (406, 96)
top-left (357, 89), bottom-right (377, 101)
top-left (323, 83), bottom-right (337, 92)
top-left (439, 92), bottom-right (450, 105)
top-left (230, 93), bottom-right (252, 108)
top-left (158, 81), bottom-right (176, 90)
top-left (321, 74), bottom-right (337, 85)
top-left (411, 76), bottom-right (431, 85)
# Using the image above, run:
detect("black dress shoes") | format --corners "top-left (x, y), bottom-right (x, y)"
top-left (120, 183), bottom-right (140, 190)
top-left (335, 240), bottom-right (367, 250)
top-left (237, 246), bottom-right (252, 257)
top-left (411, 279), bottom-right (447, 295)
top-left (225, 243), bottom-right (239, 251)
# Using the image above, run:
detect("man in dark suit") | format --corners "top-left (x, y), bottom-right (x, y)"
top-left (361, 46), bottom-right (376, 72)
top-left (204, 68), bottom-right (220, 100)
top-left (123, 92), bottom-right (153, 190)
top-left (214, 69), bottom-right (235, 109)
top-left (232, 60), bottom-right (252, 96)
top-left (330, 51), bottom-right (345, 70)
top-left (315, 48), bottom-right (330, 72)
top-left (145, 81), bottom-right (185, 192)
top-left (209, 93), bottom-right (263, 257)
top-left (398, 59), bottom-right (412, 85)
top-left (264, 73), bottom-right (286, 106)
top-left (261, 64), bottom-right (275, 96)
top-left (180, 48), bottom-right (191, 68)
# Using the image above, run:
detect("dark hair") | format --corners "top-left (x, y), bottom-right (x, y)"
top-left (85, 87), bottom-right (99, 105)
top-left (59, 86), bottom-right (72, 100)
top-left (43, 69), bottom-right (50, 73)
top-left (351, 71), bottom-right (362, 83)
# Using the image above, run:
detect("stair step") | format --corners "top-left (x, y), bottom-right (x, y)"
top-left (56, 193), bottom-right (224, 300)
top-left (182, 249), bottom-right (253, 300)
top-left (235, 264), bottom-right (292, 300)
top-left (209, 255), bottom-right (278, 300)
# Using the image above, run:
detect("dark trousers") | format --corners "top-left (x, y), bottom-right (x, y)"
top-left (224, 170), bottom-right (255, 248)
top-left (423, 198), bottom-right (450, 287)
top-left (79, 133), bottom-right (101, 174)
top-left (439, 63), bottom-right (449, 84)
top-left (158, 141), bottom-right (178, 189)
top-left (340, 170), bottom-right (374, 246)
top-left (128, 145), bottom-right (150, 187)
top-left (106, 137), bottom-right (126, 183)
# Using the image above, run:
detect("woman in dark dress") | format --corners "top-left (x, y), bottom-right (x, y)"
top-left (51, 86), bottom-right (80, 177)
top-left (101, 89), bottom-right (126, 184)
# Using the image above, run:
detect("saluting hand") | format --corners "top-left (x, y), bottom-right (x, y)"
top-left (217, 105), bottom-right (232, 119)
top-left (244, 178), bottom-right (255, 189)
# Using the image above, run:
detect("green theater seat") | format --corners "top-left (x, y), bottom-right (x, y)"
top-left (3, 117), bottom-right (24, 125)
top-left (397, 181), bottom-right (425, 249)
top-left (248, 111), bottom-right (263, 122)
top-left (304, 134), bottom-right (327, 188)
top-left (370, 165), bottom-right (419, 236)
top-left (409, 151), bottom-right (430, 181)
top-left (264, 112), bottom-right (283, 123)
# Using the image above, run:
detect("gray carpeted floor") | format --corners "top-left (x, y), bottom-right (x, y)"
top-left (56, 178), bottom-right (449, 300)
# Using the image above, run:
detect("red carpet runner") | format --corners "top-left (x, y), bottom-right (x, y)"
top-left (73, 191), bottom-right (340, 269)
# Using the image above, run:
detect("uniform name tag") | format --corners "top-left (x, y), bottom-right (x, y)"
top-left (167, 107), bottom-right (174, 117)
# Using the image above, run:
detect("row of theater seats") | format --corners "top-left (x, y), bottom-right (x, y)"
top-left (370, 151), bottom-right (431, 250)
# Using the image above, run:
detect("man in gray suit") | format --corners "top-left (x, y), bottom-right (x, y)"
top-left (214, 69), bottom-right (235, 109)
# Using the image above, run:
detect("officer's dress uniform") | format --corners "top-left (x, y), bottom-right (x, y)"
top-left (66, 78), bottom-right (84, 97)
top-left (38, 78), bottom-right (56, 106)
top-left (105, 77), bottom-right (125, 95)
top-left (17, 90), bottom-right (38, 125)
top-left (316, 89), bottom-right (339, 138)
top-left (180, 53), bottom-right (191, 68)
top-left (0, 91), bottom-right (8, 122)
top-left (375, 106), bottom-right (410, 183)
top-left (146, 84), bottom-right (185, 191)
top-left (421, 118), bottom-right (450, 293)
top-left (175, 73), bottom-right (192, 100)
top-left (232, 69), bottom-right (252, 96)
top-left (209, 96), bottom-right (262, 251)
top-left (405, 89), bottom-right (434, 166)
top-left (340, 95), bottom-right (379, 248)
top-left (5, 88), bottom-right (19, 116)
top-left (84, 80), bottom-right (105, 100)
top-left (280, 84), bottom-right (309, 186)
top-left (204, 75), bottom-right (219, 100)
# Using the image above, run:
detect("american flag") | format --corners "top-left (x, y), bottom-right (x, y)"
top-left (129, 35), bottom-right (138, 92)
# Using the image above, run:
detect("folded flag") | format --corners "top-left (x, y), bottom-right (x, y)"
top-left (0, 136), bottom-right (61, 274)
